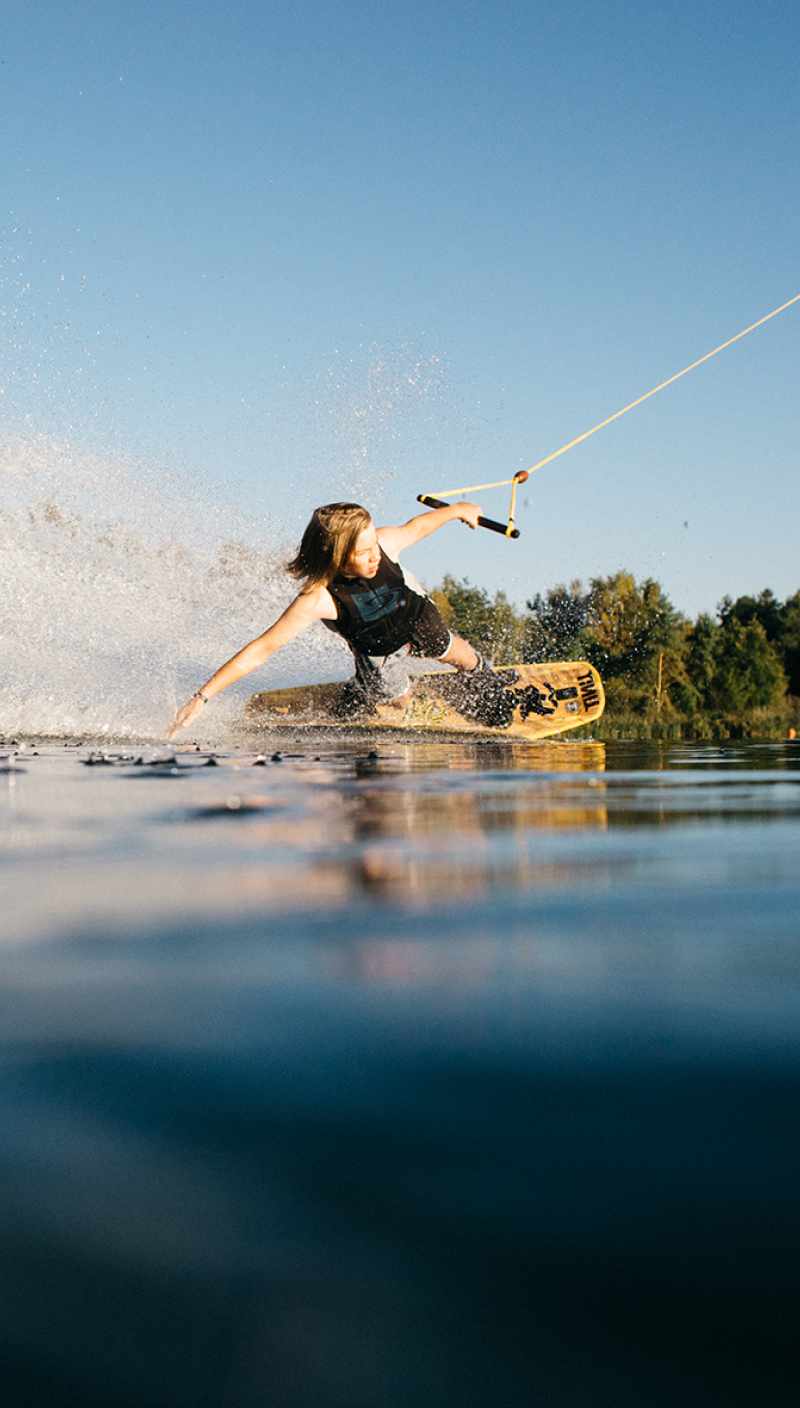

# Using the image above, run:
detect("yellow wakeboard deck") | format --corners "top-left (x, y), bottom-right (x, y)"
top-left (246, 660), bottom-right (604, 741)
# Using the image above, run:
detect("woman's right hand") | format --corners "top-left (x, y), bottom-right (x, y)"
top-left (166, 693), bottom-right (206, 739)
top-left (454, 501), bottom-right (483, 530)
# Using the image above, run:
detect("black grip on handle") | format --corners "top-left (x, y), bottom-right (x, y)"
top-left (417, 495), bottom-right (520, 539)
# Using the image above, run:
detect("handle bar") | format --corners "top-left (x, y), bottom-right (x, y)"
top-left (416, 495), bottom-right (520, 539)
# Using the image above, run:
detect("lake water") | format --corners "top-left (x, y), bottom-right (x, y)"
top-left (3, 733), bottom-right (800, 1406)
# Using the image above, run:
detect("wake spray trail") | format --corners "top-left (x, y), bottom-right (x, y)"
top-left (0, 438), bottom-right (346, 741)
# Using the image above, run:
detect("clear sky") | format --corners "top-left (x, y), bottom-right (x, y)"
top-left (2, 0), bottom-right (798, 620)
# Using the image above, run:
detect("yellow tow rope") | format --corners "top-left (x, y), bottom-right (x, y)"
top-left (418, 290), bottom-right (800, 540)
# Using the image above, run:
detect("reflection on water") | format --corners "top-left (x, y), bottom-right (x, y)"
top-left (2, 738), bottom-right (613, 937)
top-left (3, 738), bottom-right (800, 1406)
top-left (3, 736), bottom-right (800, 935)
top-left (345, 742), bottom-right (609, 902)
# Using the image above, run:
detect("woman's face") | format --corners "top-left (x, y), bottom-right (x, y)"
top-left (344, 520), bottom-right (381, 578)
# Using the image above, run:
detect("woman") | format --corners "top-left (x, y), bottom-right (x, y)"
top-left (168, 498), bottom-right (489, 737)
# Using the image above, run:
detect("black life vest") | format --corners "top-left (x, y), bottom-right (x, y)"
top-left (322, 548), bottom-right (427, 656)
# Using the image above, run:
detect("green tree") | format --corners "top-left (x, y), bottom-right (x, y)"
top-left (711, 617), bottom-right (786, 716)
top-left (584, 572), bottom-right (682, 683)
top-left (719, 589), bottom-right (783, 641)
top-left (718, 588), bottom-right (800, 696)
top-left (487, 589), bottom-right (527, 662)
top-left (670, 613), bottom-right (719, 718)
top-left (718, 588), bottom-right (800, 704)
top-left (523, 581), bottom-right (591, 661)
top-left (779, 591), bottom-right (800, 695)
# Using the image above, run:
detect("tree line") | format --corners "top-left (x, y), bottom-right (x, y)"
top-left (430, 573), bottom-right (800, 739)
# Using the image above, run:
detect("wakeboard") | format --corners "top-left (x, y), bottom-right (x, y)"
top-left (246, 660), bottom-right (604, 741)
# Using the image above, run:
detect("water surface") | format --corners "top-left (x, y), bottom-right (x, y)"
top-left (3, 737), bottom-right (800, 1406)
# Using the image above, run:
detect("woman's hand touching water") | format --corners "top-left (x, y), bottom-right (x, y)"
top-left (166, 691), bottom-right (207, 739)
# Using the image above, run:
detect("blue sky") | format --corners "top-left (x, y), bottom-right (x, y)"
top-left (2, 0), bottom-right (798, 619)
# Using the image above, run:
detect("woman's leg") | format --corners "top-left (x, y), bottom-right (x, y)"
top-left (439, 634), bottom-right (515, 726)
top-left (337, 648), bottom-right (414, 714)
top-left (407, 599), bottom-right (484, 674)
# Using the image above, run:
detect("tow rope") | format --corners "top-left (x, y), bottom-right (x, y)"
top-left (417, 290), bottom-right (799, 540)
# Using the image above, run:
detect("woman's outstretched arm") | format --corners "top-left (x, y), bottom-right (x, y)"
top-left (167, 587), bottom-right (331, 737)
top-left (378, 500), bottom-right (482, 558)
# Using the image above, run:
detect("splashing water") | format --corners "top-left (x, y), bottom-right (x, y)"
top-left (1, 241), bottom-right (456, 743)
top-left (0, 436), bottom-right (351, 740)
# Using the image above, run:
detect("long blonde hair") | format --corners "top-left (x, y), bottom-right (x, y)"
top-left (287, 503), bottom-right (372, 589)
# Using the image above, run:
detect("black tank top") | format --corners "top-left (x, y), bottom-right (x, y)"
top-left (322, 548), bottom-right (427, 655)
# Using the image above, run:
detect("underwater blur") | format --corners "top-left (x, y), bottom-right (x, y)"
top-left (3, 734), bottom-right (800, 1407)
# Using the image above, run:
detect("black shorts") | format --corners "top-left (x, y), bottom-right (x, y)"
top-left (406, 597), bottom-right (452, 659)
